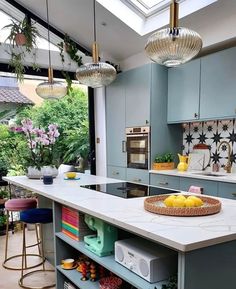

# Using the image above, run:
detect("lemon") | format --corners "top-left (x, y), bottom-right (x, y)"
top-left (187, 196), bottom-right (203, 207)
top-left (164, 196), bottom-right (175, 207)
top-left (172, 198), bottom-right (185, 208)
top-left (176, 195), bottom-right (186, 201)
top-left (184, 198), bottom-right (196, 207)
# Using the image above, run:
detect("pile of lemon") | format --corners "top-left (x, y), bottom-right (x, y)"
top-left (163, 194), bottom-right (204, 208)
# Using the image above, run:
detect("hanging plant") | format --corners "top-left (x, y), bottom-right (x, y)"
top-left (3, 16), bottom-right (40, 81)
top-left (58, 34), bottom-right (83, 91)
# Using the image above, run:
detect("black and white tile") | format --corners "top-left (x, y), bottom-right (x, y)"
top-left (182, 119), bottom-right (235, 168)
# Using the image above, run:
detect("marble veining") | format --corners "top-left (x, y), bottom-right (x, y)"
top-left (4, 174), bottom-right (236, 252)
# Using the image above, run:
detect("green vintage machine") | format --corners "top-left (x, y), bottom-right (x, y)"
top-left (84, 214), bottom-right (118, 257)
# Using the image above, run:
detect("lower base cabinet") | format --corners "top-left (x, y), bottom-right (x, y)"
top-left (217, 182), bottom-right (236, 199)
top-left (107, 166), bottom-right (126, 181)
top-left (107, 166), bottom-right (149, 184)
top-left (179, 177), bottom-right (218, 196)
top-left (53, 202), bottom-right (175, 289)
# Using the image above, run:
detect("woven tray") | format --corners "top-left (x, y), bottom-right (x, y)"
top-left (144, 195), bottom-right (221, 216)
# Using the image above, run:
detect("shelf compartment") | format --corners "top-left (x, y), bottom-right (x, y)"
top-left (56, 232), bottom-right (167, 289)
top-left (57, 265), bottom-right (99, 289)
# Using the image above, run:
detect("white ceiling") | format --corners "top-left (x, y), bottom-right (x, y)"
top-left (12, 0), bottom-right (236, 62)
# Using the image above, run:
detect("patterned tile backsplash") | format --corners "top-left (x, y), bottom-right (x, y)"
top-left (182, 119), bottom-right (236, 168)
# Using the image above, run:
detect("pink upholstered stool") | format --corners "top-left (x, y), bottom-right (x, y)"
top-left (3, 198), bottom-right (44, 270)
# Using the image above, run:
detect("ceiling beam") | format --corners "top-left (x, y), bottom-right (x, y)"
top-left (0, 63), bottom-right (76, 80)
top-left (3, 0), bottom-right (92, 56)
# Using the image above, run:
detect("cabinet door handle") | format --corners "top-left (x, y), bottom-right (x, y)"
top-left (122, 141), bottom-right (126, 153)
top-left (133, 178), bottom-right (141, 182)
top-left (145, 120), bottom-right (149, 124)
top-left (194, 113), bottom-right (198, 118)
top-left (231, 193), bottom-right (236, 197)
top-left (112, 171), bottom-right (119, 175)
top-left (158, 182), bottom-right (168, 186)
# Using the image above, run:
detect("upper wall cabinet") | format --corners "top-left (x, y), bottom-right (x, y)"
top-left (125, 65), bottom-right (151, 127)
top-left (106, 74), bottom-right (126, 167)
top-left (200, 47), bottom-right (236, 120)
top-left (167, 59), bottom-right (201, 123)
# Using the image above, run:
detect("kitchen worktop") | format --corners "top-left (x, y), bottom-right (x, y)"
top-left (4, 174), bottom-right (236, 252)
top-left (150, 169), bottom-right (236, 183)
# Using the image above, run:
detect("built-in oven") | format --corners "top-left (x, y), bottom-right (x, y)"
top-left (126, 126), bottom-right (150, 170)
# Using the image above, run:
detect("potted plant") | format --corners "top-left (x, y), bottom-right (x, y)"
top-left (152, 152), bottom-right (175, 170)
top-left (58, 33), bottom-right (83, 92)
top-left (3, 17), bottom-right (39, 50)
top-left (3, 17), bottom-right (40, 81)
top-left (10, 119), bottom-right (60, 178)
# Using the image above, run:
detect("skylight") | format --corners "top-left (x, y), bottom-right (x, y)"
top-left (127, 0), bottom-right (170, 17)
top-left (97, 0), bottom-right (218, 36)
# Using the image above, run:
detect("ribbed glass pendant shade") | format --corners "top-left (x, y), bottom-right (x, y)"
top-left (76, 61), bottom-right (116, 88)
top-left (36, 80), bottom-right (67, 99)
top-left (145, 27), bottom-right (203, 67)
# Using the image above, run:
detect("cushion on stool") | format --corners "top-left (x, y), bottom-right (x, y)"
top-left (20, 208), bottom-right (53, 224)
top-left (5, 198), bottom-right (37, 211)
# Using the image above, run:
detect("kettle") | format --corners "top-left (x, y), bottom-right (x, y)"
top-left (177, 154), bottom-right (189, 172)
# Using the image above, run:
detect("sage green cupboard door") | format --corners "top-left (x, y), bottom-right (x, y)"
top-left (106, 74), bottom-right (126, 167)
top-left (125, 65), bottom-right (151, 127)
top-left (200, 47), bottom-right (236, 119)
top-left (167, 59), bottom-right (200, 123)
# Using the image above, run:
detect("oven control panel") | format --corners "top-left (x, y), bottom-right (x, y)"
top-left (126, 126), bottom-right (150, 134)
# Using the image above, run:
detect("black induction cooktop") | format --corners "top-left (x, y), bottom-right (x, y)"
top-left (81, 182), bottom-right (178, 199)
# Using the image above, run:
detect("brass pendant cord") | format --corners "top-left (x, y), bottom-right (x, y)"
top-left (170, 0), bottom-right (179, 29)
top-left (92, 0), bottom-right (99, 63)
top-left (46, 0), bottom-right (53, 82)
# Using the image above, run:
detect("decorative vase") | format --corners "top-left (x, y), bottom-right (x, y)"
top-left (27, 166), bottom-right (58, 179)
top-left (177, 154), bottom-right (189, 172)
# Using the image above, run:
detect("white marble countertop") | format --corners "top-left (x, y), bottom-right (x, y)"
top-left (4, 174), bottom-right (236, 252)
top-left (150, 169), bottom-right (236, 183)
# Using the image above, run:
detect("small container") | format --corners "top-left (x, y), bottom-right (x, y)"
top-left (99, 276), bottom-right (122, 289)
top-left (43, 175), bottom-right (53, 185)
top-left (212, 162), bottom-right (220, 172)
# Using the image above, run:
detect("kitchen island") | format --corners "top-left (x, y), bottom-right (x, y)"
top-left (4, 174), bottom-right (236, 289)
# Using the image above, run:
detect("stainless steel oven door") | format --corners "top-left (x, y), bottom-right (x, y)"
top-left (127, 150), bottom-right (148, 169)
top-left (126, 135), bottom-right (149, 151)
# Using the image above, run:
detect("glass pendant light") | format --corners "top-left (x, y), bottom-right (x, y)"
top-left (145, 0), bottom-right (203, 67)
top-left (76, 0), bottom-right (116, 88)
top-left (36, 0), bottom-right (67, 99)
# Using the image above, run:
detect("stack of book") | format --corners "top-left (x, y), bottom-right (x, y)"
top-left (62, 206), bottom-right (92, 241)
top-left (64, 281), bottom-right (76, 289)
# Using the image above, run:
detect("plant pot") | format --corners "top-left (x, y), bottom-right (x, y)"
top-left (15, 33), bottom-right (27, 46)
top-left (152, 162), bottom-right (175, 170)
top-left (27, 166), bottom-right (58, 179)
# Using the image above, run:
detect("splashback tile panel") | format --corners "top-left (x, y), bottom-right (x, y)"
top-left (182, 120), bottom-right (236, 167)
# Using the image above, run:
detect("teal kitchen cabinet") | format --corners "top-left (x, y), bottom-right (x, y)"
top-left (218, 182), bottom-right (236, 199)
top-left (106, 64), bottom-right (182, 182)
top-left (200, 47), bottom-right (236, 120)
top-left (106, 74), bottom-right (126, 168)
top-left (150, 174), bottom-right (180, 190)
top-left (107, 165), bottom-right (126, 181)
top-left (125, 65), bottom-right (151, 127)
top-left (126, 168), bottom-right (149, 185)
top-left (167, 59), bottom-right (200, 123)
top-left (179, 177), bottom-right (218, 196)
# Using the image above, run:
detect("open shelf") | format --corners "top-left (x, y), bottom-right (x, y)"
top-left (56, 232), bottom-right (167, 289)
top-left (57, 266), bottom-right (99, 289)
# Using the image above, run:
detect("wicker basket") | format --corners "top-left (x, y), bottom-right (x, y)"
top-left (152, 162), bottom-right (175, 170)
top-left (144, 195), bottom-right (221, 216)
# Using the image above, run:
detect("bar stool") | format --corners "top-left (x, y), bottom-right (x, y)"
top-left (3, 198), bottom-right (44, 270)
top-left (19, 208), bottom-right (55, 289)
